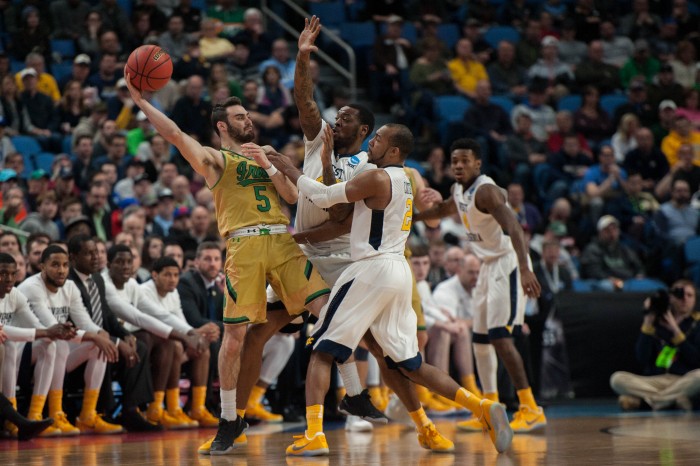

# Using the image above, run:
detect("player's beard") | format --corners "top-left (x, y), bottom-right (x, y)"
top-left (227, 121), bottom-right (255, 144)
top-left (46, 274), bottom-right (66, 288)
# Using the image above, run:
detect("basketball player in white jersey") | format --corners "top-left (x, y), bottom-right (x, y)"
top-left (267, 123), bottom-right (513, 456)
top-left (414, 138), bottom-right (547, 432)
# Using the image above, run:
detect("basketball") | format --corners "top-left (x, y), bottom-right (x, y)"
top-left (125, 45), bottom-right (173, 92)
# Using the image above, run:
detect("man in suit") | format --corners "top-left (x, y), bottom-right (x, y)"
top-left (67, 234), bottom-right (159, 432)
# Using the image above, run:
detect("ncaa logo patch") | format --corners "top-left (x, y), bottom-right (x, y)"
top-left (349, 155), bottom-right (360, 166)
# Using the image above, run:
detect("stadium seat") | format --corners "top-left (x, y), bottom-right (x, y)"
top-left (490, 95), bottom-right (515, 115)
top-left (600, 94), bottom-right (628, 116)
top-left (309, 1), bottom-right (345, 28)
top-left (433, 95), bottom-right (471, 146)
top-left (51, 63), bottom-right (73, 84)
top-left (557, 94), bottom-right (582, 112)
top-left (340, 22), bottom-right (376, 48)
top-left (33, 152), bottom-right (55, 174)
top-left (380, 22), bottom-right (417, 43)
top-left (483, 26), bottom-right (520, 48)
top-left (50, 39), bottom-right (76, 59)
top-left (572, 279), bottom-right (594, 292)
top-left (437, 24), bottom-right (460, 49)
top-left (11, 135), bottom-right (41, 157)
top-left (622, 278), bottom-right (667, 292)
top-left (117, 0), bottom-right (133, 17)
top-left (684, 235), bottom-right (700, 286)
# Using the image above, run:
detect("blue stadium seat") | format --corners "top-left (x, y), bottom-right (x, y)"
top-left (309, 1), bottom-right (345, 28)
top-left (340, 22), bottom-right (376, 48)
top-left (490, 95), bottom-right (515, 115)
top-left (117, 0), bottom-right (133, 17)
top-left (11, 135), bottom-right (41, 157)
top-left (572, 279), bottom-right (594, 292)
top-left (483, 26), bottom-right (520, 48)
top-left (557, 94), bottom-right (582, 112)
top-left (434, 95), bottom-right (471, 146)
top-left (33, 152), bottom-right (55, 173)
top-left (685, 236), bottom-right (700, 286)
top-left (50, 39), bottom-right (76, 59)
top-left (10, 60), bottom-right (24, 74)
top-left (622, 278), bottom-right (667, 292)
top-left (51, 63), bottom-right (73, 85)
top-left (600, 94), bottom-right (628, 116)
top-left (62, 135), bottom-right (73, 155)
top-left (437, 24), bottom-right (461, 49)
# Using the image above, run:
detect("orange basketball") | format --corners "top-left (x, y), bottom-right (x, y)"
top-left (125, 45), bottom-right (173, 92)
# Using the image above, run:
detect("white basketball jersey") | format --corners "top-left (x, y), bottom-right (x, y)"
top-left (351, 166), bottom-right (413, 261)
top-left (297, 120), bottom-right (375, 256)
top-left (453, 175), bottom-right (515, 261)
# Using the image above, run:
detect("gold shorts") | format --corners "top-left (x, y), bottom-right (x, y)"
top-left (223, 234), bottom-right (330, 325)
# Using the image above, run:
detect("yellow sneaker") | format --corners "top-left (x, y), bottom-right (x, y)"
top-left (4, 420), bottom-right (18, 438)
top-left (77, 414), bottom-right (124, 435)
top-left (246, 401), bottom-right (283, 423)
top-left (167, 409), bottom-right (198, 429)
top-left (510, 405), bottom-right (547, 433)
top-left (478, 400), bottom-right (513, 453)
top-left (51, 411), bottom-right (80, 436)
top-left (158, 409), bottom-right (189, 429)
top-left (146, 406), bottom-right (162, 425)
top-left (285, 432), bottom-right (329, 456)
top-left (190, 407), bottom-right (219, 427)
top-left (198, 433), bottom-right (248, 454)
top-left (423, 395), bottom-right (455, 416)
top-left (417, 423), bottom-right (454, 453)
top-left (456, 416), bottom-right (483, 432)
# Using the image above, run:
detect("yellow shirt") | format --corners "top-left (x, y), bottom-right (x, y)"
top-left (447, 58), bottom-right (487, 95)
top-left (199, 37), bottom-right (235, 60)
top-left (661, 130), bottom-right (700, 166)
top-left (15, 72), bottom-right (61, 102)
top-left (211, 149), bottom-right (289, 237)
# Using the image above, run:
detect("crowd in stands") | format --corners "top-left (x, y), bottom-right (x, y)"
top-left (0, 0), bottom-right (698, 434)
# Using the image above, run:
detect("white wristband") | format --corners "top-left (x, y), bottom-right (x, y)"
top-left (265, 165), bottom-right (278, 177)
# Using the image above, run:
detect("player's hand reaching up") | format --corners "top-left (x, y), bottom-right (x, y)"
top-left (418, 187), bottom-right (443, 205)
top-left (521, 268), bottom-right (541, 299)
top-left (123, 71), bottom-right (144, 106)
top-left (298, 16), bottom-right (321, 54)
top-left (320, 122), bottom-right (334, 168)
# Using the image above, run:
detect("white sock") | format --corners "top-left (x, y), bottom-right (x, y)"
top-left (473, 343), bottom-right (498, 394)
top-left (366, 354), bottom-right (380, 386)
top-left (220, 388), bottom-right (237, 421)
top-left (338, 362), bottom-right (363, 396)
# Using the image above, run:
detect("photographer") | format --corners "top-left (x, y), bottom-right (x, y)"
top-left (610, 280), bottom-right (700, 410)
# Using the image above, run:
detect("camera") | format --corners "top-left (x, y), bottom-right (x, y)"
top-left (648, 287), bottom-right (685, 315)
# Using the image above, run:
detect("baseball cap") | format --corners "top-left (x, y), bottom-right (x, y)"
top-left (65, 215), bottom-right (92, 233)
top-left (386, 14), bottom-right (404, 24)
top-left (19, 68), bottom-right (37, 79)
top-left (116, 77), bottom-right (128, 89)
top-left (630, 80), bottom-right (646, 91)
top-left (465, 18), bottom-right (481, 28)
top-left (157, 188), bottom-right (174, 199)
top-left (0, 169), bottom-right (17, 182)
top-left (597, 215), bottom-right (619, 232)
top-left (541, 35), bottom-right (559, 47)
top-left (173, 205), bottom-right (190, 219)
top-left (634, 39), bottom-right (649, 52)
top-left (74, 54), bottom-right (91, 66)
top-left (136, 110), bottom-right (148, 121)
top-left (142, 193), bottom-right (158, 207)
top-left (659, 99), bottom-right (677, 111)
top-left (29, 169), bottom-right (50, 180)
top-left (58, 167), bottom-right (74, 180)
top-left (118, 197), bottom-right (139, 210)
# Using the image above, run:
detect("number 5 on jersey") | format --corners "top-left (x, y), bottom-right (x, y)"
top-left (254, 186), bottom-right (271, 212)
top-left (401, 198), bottom-right (413, 231)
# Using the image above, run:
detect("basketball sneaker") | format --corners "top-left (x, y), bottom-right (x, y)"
top-left (189, 407), bottom-right (219, 427)
top-left (338, 389), bottom-right (388, 424)
top-left (246, 401), bottom-right (283, 423)
top-left (286, 432), bottom-right (329, 456)
top-left (209, 417), bottom-right (249, 456)
top-left (510, 406), bottom-right (547, 433)
top-left (456, 416), bottom-right (482, 432)
top-left (76, 414), bottom-right (124, 434)
top-left (417, 423), bottom-right (454, 453)
top-left (478, 400), bottom-right (513, 453)
top-left (384, 394), bottom-right (412, 426)
top-left (345, 415), bottom-right (373, 432)
top-left (169, 409), bottom-right (199, 428)
top-left (52, 411), bottom-right (80, 436)
top-left (198, 432), bottom-right (247, 454)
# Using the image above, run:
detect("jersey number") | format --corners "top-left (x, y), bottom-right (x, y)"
top-left (401, 199), bottom-right (413, 231)
top-left (254, 186), bottom-right (271, 212)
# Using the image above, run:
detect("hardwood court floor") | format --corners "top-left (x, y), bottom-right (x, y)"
top-left (2, 403), bottom-right (699, 465)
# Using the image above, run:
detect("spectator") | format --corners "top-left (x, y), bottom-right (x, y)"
top-left (676, 89), bottom-right (700, 129)
top-left (575, 41), bottom-right (622, 95)
top-left (613, 79), bottom-right (656, 128)
top-left (54, 168), bottom-right (80, 204)
top-left (198, 17), bottom-right (236, 62)
top-left (92, 118), bottom-right (118, 158)
top-left (533, 238), bottom-right (574, 317)
top-left (321, 87), bottom-right (351, 124)
top-left (92, 133), bottom-right (131, 179)
top-left (612, 114), bottom-right (640, 163)
top-left (650, 99), bottom-right (677, 145)
top-left (207, 62), bottom-right (242, 102)
top-left (126, 111), bottom-right (155, 156)
top-left (580, 215), bottom-right (644, 290)
top-left (132, 0), bottom-right (167, 34)
top-left (9, 5), bottom-right (50, 64)
top-left (50, 0), bottom-right (90, 40)
top-left (537, 134), bottom-right (594, 207)
top-left (0, 185), bottom-right (24, 228)
top-left (573, 86), bottom-right (614, 147)
top-left (26, 168), bottom-right (50, 210)
top-left (137, 133), bottom-right (171, 181)
top-left (88, 53), bottom-right (122, 101)
top-left (173, 0), bottom-right (202, 33)
top-left (231, 8), bottom-right (273, 67)
top-left (508, 182), bottom-right (542, 232)
top-left (648, 63), bottom-right (685, 110)
top-left (527, 35), bottom-right (574, 100)
top-left (505, 109), bottom-right (548, 194)
top-left (20, 190), bottom-right (59, 239)
top-left (172, 37), bottom-right (210, 81)
top-left (547, 110), bottom-right (592, 157)
top-left (77, 11), bottom-right (104, 57)
top-left (96, 29), bottom-right (127, 63)
top-left (228, 40), bottom-right (256, 83)
top-left (14, 53), bottom-right (60, 102)
top-left (620, 0), bottom-right (661, 40)
top-left (620, 39), bottom-right (661, 89)
top-left (0, 75), bottom-right (26, 137)
top-left (171, 75), bottom-right (213, 146)
top-left (171, 175), bottom-right (195, 209)
top-left (650, 18), bottom-right (679, 63)
top-left (94, 0), bottom-right (132, 42)
top-left (670, 40), bottom-right (697, 90)
top-left (423, 146), bottom-right (453, 199)
top-left (257, 65), bottom-right (291, 111)
top-left (205, 0), bottom-right (244, 38)
top-left (583, 145), bottom-right (628, 221)
top-left (58, 80), bottom-right (89, 136)
top-left (599, 21), bottom-right (634, 69)
top-left (152, 161), bottom-right (178, 195)
top-left (189, 205), bottom-right (214, 244)
top-left (516, 20), bottom-right (543, 68)
top-left (448, 38), bottom-right (488, 99)
top-left (427, 239), bottom-right (448, 289)
top-left (610, 279), bottom-right (700, 411)
top-left (661, 114), bottom-right (700, 167)
top-left (654, 178), bottom-right (698, 247)
top-left (623, 128), bottom-right (670, 190)
top-left (487, 40), bottom-right (527, 100)
top-left (259, 38), bottom-right (296, 90)
top-left (557, 20), bottom-right (587, 66)
top-left (83, 182), bottom-right (111, 241)
top-left (158, 14), bottom-right (193, 62)
top-left (19, 68), bottom-right (60, 152)
top-left (0, 118), bottom-right (16, 167)
top-left (511, 82), bottom-right (556, 142)
top-left (571, 0), bottom-right (602, 43)
top-left (461, 18), bottom-right (492, 64)
top-left (415, 15), bottom-right (450, 59)
top-left (371, 15), bottom-right (414, 112)
top-left (152, 188), bottom-right (176, 237)
top-left (530, 221), bottom-right (580, 280)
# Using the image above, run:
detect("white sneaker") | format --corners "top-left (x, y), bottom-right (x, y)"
top-left (345, 415), bottom-right (373, 432)
top-left (384, 394), bottom-right (412, 426)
